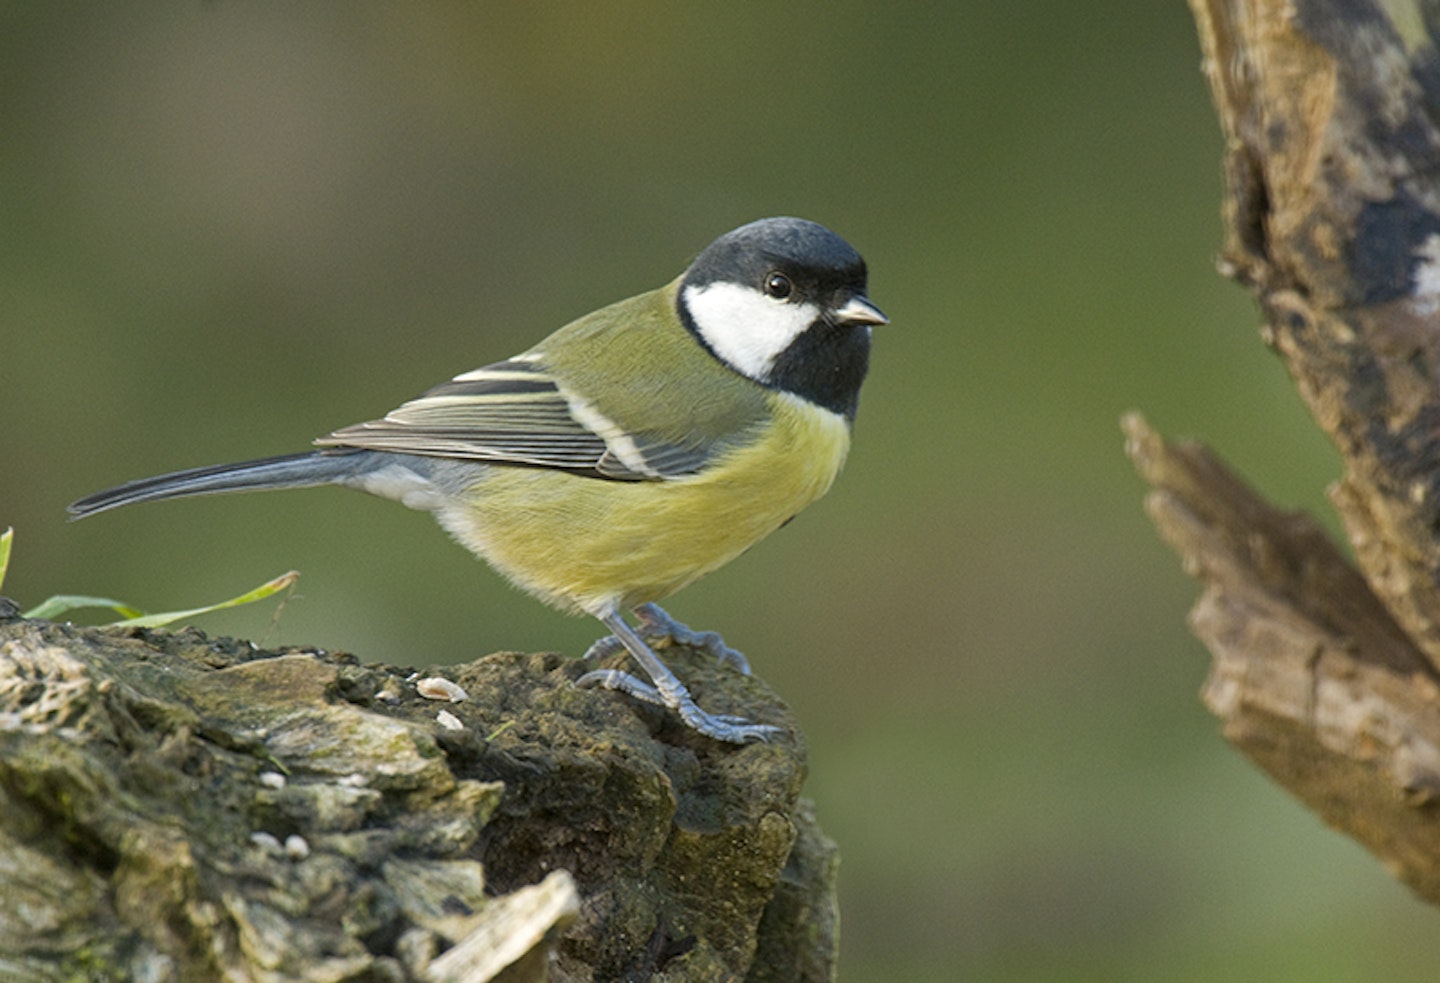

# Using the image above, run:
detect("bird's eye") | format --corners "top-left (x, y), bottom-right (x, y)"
top-left (764, 272), bottom-right (793, 300)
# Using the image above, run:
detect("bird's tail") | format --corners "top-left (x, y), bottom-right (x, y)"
top-left (68, 450), bottom-right (373, 518)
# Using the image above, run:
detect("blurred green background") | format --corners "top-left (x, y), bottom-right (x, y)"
top-left (2, 2), bottom-right (1435, 980)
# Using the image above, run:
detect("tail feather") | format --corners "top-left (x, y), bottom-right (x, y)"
top-left (68, 450), bottom-right (372, 518)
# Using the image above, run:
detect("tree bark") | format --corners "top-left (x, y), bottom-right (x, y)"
top-left (1131, 0), bottom-right (1440, 902)
top-left (0, 607), bottom-right (835, 982)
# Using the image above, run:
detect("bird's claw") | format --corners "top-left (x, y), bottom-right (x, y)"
top-left (631, 602), bottom-right (753, 674)
top-left (576, 667), bottom-right (778, 743)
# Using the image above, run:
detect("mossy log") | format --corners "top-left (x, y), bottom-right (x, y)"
top-left (0, 603), bottom-right (836, 982)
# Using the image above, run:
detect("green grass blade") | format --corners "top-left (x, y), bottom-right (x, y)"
top-left (21, 571), bottom-right (299, 626)
top-left (111, 571), bottom-right (300, 628)
top-left (0, 527), bottom-right (12, 594)
top-left (25, 595), bottom-right (145, 620)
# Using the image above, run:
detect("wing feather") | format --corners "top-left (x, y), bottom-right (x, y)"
top-left (315, 357), bottom-right (714, 480)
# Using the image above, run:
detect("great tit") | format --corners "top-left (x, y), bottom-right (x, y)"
top-left (69, 217), bottom-right (886, 743)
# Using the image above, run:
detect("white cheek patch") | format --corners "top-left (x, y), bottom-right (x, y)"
top-left (682, 282), bottom-right (820, 381)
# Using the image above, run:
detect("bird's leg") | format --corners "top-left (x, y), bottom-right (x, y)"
top-left (576, 609), bottom-right (780, 744)
top-left (630, 602), bottom-right (753, 674)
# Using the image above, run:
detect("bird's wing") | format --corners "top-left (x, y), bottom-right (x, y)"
top-left (314, 356), bottom-right (710, 480)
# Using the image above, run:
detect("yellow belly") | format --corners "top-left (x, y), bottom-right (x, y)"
top-left (435, 391), bottom-right (851, 616)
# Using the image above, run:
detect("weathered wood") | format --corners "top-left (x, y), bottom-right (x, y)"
top-left (1191, 0), bottom-right (1440, 666)
top-left (1127, 414), bottom-right (1440, 901)
top-left (1135, 0), bottom-right (1440, 907)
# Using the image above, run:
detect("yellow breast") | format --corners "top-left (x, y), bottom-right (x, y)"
top-left (435, 391), bottom-right (852, 615)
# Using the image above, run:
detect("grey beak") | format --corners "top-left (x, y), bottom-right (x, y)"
top-left (832, 295), bottom-right (889, 326)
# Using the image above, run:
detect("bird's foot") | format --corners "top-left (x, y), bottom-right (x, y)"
top-left (575, 668), bottom-right (780, 743)
top-left (630, 602), bottom-right (753, 674)
top-left (576, 607), bottom-right (779, 744)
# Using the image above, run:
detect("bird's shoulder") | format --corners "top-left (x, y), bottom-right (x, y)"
top-left (317, 280), bottom-right (771, 480)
